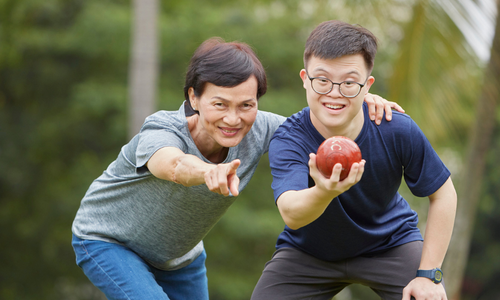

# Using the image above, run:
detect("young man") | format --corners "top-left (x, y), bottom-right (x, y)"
top-left (251, 21), bottom-right (457, 300)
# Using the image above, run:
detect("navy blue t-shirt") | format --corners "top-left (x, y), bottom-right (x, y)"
top-left (269, 103), bottom-right (450, 262)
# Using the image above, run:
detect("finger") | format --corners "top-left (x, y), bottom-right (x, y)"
top-left (205, 171), bottom-right (220, 194)
top-left (308, 153), bottom-right (317, 170)
top-left (220, 160), bottom-right (241, 196)
top-left (329, 163), bottom-right (342, 182)
top-left (308, 153), bottom-right (321, 180)
top-left (344, 162), bottom-right (360, 183)
top-left (384, 104), bottom-right (393, 121)
top-left (365, 93), bottom-right (385, 125)
top-left (375, 99), bottom-right (384, 125)
top-left (391, 102), bottom-right (405, 114)
top-left (218, 167), bottom-right (230, 196)
top-left (309, 153), bottom-right (325, 177)
top-left (365, 94), bottom-right (376, 121)
top-left (401, 292), bottom-right (411, 300)
top-left (401, 286), bottom-right (412, 300)
top-left (385, 101), bottom-right (406, 121)
top-left (227, 159), bottom-right (241, 196)
top-left (354, 160), bottom-right (365, 182)
top-left (228, 173), bottom-right (240, 196)
top-left (309, 154), bottom-right (333, 186)
top-left (229, 159), bottom-right (241, 173)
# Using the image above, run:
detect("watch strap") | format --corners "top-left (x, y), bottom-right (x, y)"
top-left (416, 268), bottom-right (443, 284)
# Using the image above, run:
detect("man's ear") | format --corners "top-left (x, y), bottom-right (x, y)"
top-left (300, 69), bottom-right (308, 89)
top-left (364, 76), bottom-right (375, 94)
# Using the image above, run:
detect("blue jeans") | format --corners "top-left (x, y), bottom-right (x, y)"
top-left (72, 234), bottom-right (209, 300)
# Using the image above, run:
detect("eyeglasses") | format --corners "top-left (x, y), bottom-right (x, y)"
top-left (306, 71), bottom-right (369, 98)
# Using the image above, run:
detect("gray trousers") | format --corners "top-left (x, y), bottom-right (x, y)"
top-left (251, 241), bottom-right (423, 300)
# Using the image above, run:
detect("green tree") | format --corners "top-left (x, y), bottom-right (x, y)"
top-left (386, 1), bottom-right (498, 299)
top-left (444, 0), bottom-right (500, 298)
top-left (0, 0), bottom-right (494, 299)
top-left (0, 0), bottom-right (131, 298)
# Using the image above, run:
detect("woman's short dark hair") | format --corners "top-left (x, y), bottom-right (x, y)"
top-left (183, 38), bottom-right (267, 110)
top-left (304, 20), bottom-right (378, 72)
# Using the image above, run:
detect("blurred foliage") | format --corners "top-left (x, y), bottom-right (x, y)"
top-left (462, 124), bottom-right (500, 300)
top-left (0, 0), bottom-right (497, 299)
top-left (388, 0), bottom-right (481, 147)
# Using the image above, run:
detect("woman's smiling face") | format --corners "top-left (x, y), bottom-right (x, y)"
top-left (189, 76), bottom-right (259, 153)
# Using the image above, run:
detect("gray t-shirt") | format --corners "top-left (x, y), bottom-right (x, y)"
top-left (72, 102), bottom-right (285, 270)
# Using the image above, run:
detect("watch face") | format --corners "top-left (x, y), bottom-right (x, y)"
top-left (435, 270), bottom-right (443, 282)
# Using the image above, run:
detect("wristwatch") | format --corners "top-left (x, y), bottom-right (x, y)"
top-left (416, 268), bottom-right (443, 284)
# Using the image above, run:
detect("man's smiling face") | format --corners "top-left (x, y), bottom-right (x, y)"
top-left (300, 54), bottom-right (374, 138)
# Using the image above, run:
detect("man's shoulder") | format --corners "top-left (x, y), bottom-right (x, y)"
top-left (390, 110), bottom-right (413, 122)
top-left (270, 108), bottom-right (320, 156)
top-left (366, 108), bottom-right (415, 134)
top-left (361, 101), bottom-right (413, 128)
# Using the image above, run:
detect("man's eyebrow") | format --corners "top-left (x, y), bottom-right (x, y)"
top-left (346, 70), bottom-right (362, 77)
top-left (311, 68), bottom-right (362, 77)
top-left (311, 67), bottom-right (330, 74)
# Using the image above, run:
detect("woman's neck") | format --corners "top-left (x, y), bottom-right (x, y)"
top-left (187, 115), bottom-right (229, 164)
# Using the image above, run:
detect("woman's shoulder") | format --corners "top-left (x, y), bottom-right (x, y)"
top-left (251, 110), bottom-right (286, 135)
top-left (256, 110), bottom-right (286, 123)
top-left (141, 106), bottom-right (187, 132)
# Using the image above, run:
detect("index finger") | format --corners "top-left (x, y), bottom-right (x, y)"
top-left (218, 160), bottom-right (241, 196)
top-left (229, 159), bottom-right (241, 173)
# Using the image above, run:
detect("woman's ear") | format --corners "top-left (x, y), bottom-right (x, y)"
top-left (188, 87), bottom-right (198, 110)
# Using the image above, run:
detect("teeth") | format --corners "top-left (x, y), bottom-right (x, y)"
top-left (325, 104), bottom-right (344, 109)
top-left (222, 129), bottom-right (238, 133)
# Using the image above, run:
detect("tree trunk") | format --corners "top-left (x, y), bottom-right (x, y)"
top-left (443, 1), bottom-right (500, 299)
top-left (128, 0), bottom-right (159, 139)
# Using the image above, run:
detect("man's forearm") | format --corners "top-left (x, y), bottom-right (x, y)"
top-left (277, 187), bottom-right (339, 230)
top-left (419, 177), bottom-right (457, 269)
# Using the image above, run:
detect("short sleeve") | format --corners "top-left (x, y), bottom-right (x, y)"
top-left (269, 136), bottom-right (311, 202)
top-left (402, 120), bottom-right (450, 197)
top-left (135, 117), bottom-right (188, 168)
top-left (254, 111), bottom-right (287, 154)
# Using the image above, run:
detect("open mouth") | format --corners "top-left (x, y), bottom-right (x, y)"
top-left (220, 127), bottom-right (240, 136)
top-left (324, 103), bottom-right (345, 110)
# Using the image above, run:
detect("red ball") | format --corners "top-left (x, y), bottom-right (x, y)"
top-left (316, 136), bottom-right (362, 180)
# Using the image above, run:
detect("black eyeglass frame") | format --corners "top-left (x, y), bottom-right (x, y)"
top-left (305, 70), bottom-right (370, 98)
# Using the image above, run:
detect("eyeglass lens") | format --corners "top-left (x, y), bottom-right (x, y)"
top-left (312, 78), bottom-right (361, 97)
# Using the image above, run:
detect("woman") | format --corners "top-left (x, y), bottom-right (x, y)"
top-left (71, 37), bottom-right (401, 300)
